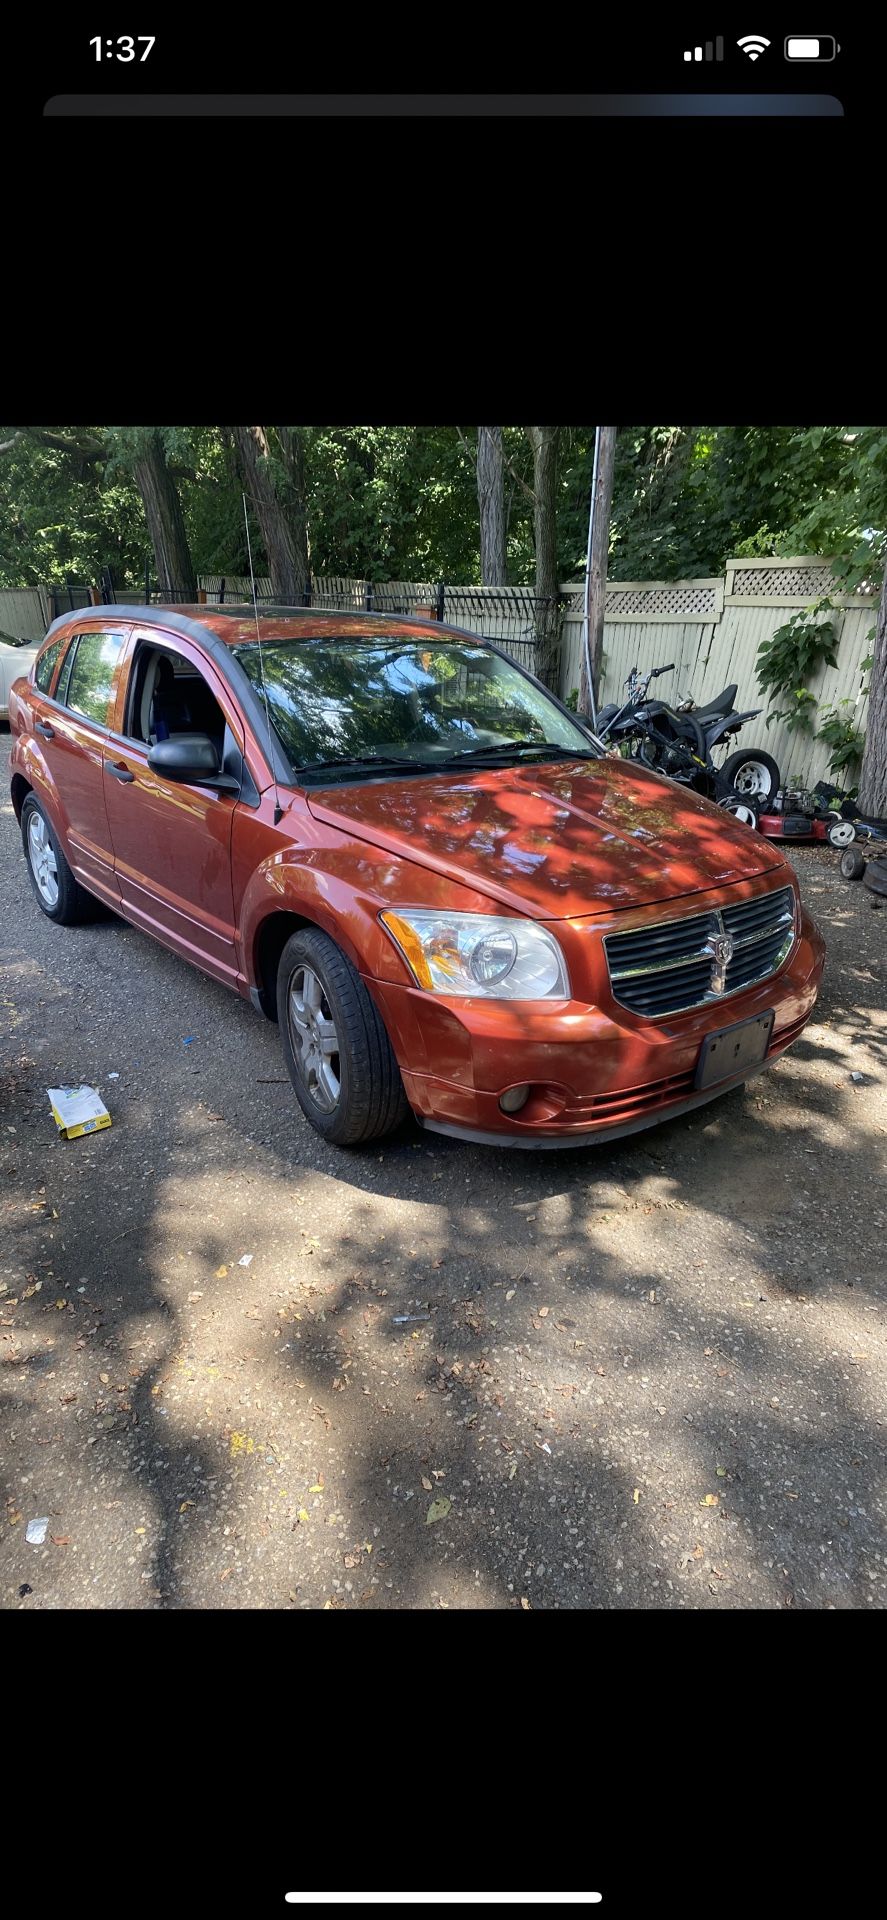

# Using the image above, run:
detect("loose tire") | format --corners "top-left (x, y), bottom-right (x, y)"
top-left (21, 793), bottom-right (91, 925)
top-left (840, 847), bottom-right (867, 881)
top-left (718, 793), bottom-right (760, 830)
top-left (721, 749), bottom-right (781, 807)
top-left (277, 927), bottom-right (409, 1146)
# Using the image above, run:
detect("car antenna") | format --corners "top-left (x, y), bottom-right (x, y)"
top-left (242, 489), bottom-right (283, 824)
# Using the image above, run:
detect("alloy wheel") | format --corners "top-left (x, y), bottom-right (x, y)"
top-left (287, 965), bottom-right (341, 1113)
top-left (28, 811), bottom-right (59, 907)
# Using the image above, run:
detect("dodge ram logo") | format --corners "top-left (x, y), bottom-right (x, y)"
top-left (705, 931), bottom-right (734, 996)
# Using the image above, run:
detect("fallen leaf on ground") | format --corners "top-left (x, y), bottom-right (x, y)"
top-left (426, 1497), bottom-right (452, 1525)
top-left (421, 1476), bottom-right (433, 1491)
top-left (700, 1493), bottom-right (719, 1507)
top-left (50, 1534), bottom-right (71, 1546)
top-left (215, 1266), bottom-right (228, 1278)
top-left (520, 1596), bottom-right (531, 1610)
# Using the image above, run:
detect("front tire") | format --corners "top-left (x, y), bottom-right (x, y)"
top-left (721, 749), bottom-right (781, 807)
top-left (21, 794), bottom-right (91, 925)
top-left (277, 927), bottom-right (409, 1146)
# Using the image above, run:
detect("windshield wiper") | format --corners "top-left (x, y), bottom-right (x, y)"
top-left (434, 740), bottom-right (599, 766)
top-left (295, 752), bottom-right (426, 781)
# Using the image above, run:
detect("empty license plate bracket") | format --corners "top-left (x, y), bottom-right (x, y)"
top-left (694, 1009), bottom-right (775, 1091)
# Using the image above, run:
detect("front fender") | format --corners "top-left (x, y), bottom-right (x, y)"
top-left (236, 822), bottom-right (510, 996)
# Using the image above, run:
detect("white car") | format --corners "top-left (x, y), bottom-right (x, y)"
top-left (0, 639), bottom-right (39, 720)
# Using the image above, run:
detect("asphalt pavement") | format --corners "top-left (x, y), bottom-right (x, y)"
top-left (2, 728), bottom-right (885, 1609)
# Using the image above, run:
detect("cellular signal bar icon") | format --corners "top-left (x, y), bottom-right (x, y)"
top-left (684, 38), bottom-right (724, 62)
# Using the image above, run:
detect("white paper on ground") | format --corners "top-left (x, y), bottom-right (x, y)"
top-left (47, 1086), bottom-right (109, 1129)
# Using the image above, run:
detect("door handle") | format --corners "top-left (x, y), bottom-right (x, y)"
top-left (107, 761), bottom-right (135, 783)
top-left (36, 721), bottom-right (55, 740)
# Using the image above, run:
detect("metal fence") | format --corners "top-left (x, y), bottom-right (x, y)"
top-left (77, 571), bottom-right (565, 683)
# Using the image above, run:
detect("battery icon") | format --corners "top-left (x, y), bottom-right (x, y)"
top-left (785, 35), bottom-right (839, 60)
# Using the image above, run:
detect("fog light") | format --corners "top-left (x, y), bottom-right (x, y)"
top-left (499, 1084), bottom-right (530, 1114)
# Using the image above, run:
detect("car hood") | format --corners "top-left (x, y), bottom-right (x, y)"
top-left (304, 756), bottom-right (786, 918)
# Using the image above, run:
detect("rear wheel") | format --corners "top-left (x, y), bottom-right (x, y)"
top-left (721, 749), bottom-right (781, 807)
top-left (277, 927), bottom-right (409, 1146)
top-left (828, 819), bottom-right (856, 849)
top-left (21, 794), bottom-right (91, 925)
top-left (840, 847), bottom-right (867, 880)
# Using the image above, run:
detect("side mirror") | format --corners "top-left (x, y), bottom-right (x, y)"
top-left (147, 735), bottom-right (238, 790)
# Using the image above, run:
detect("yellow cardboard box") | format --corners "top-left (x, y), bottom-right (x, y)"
top-left (47, 1086), bottom-right (112, 1140)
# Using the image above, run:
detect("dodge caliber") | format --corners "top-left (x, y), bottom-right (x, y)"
top-left (8, 606), bottom-right (824, 1147)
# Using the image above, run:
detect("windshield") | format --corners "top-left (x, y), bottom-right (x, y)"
top-left (234, 636), bottom-right (598, 777)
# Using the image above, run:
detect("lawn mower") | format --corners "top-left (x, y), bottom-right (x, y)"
top-left (825, 802), bottom-right (887, 893)
top-left (756, 783), bottom-right (836, 842)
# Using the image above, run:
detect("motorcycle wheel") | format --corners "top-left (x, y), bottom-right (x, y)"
top-left (721, 749), bottom-right (781, 806)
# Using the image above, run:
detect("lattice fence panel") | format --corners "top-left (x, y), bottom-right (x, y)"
top-left (729, 563), bottom-right (838, 598)
top-left (604, 583), bottom-right (720, 617)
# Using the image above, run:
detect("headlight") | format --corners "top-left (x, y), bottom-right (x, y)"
top-left (380, 910), bottom-right (570, 999)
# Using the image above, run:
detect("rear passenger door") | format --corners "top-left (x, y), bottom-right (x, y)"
top-left (37, 624), bottom-right (130, 906)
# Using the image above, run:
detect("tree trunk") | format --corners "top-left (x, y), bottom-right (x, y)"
top-left (131, 431), bottom-right (196, 600)
top-left (858, 555), bottom-right (887, 815)
top-left (579, 425), bottom-right (618, 718)
top-left (230, 425), bottom-right (310, 603)
top-left (526, 426), bottom-right (561, 687)
top-left (477, 427), bottom-right (507, 586)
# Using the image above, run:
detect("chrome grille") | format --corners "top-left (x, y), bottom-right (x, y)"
top-left (604, 886), bottom-right (796, 1018)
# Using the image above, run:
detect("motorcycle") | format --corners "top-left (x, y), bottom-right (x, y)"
top-left (593, 663), bottom-right (782, 826)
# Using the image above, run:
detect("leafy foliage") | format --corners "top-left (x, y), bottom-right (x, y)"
top-left (817, 702), bottom-right (866, 778)
top-left (766, 687), bottom-right (819, 735)
top-left (3, 423), bottom-right (887, 598)
top-left (756, 603), bottom-right (840, 702)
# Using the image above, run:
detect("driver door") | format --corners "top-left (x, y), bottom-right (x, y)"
top-left (102, 630), bottom-right (242, 988)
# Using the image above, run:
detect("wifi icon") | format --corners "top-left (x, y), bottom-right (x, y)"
top-left (737, 34), bottom-right (771, 60)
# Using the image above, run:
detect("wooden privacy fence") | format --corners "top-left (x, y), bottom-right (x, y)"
top-left (558, 557), bottom-right (876, 788)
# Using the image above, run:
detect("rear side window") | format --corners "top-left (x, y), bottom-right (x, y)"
top-left (64, 630), bottom-right (127, 726)
top-left (34, 633), bottom-right (67, 694)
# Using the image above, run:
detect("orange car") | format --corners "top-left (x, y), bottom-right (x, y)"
top-left (8, 604), bottom-right (824, 1148)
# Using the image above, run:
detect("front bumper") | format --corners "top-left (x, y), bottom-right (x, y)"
top-left (369, 908), bottom-right (824, 1147)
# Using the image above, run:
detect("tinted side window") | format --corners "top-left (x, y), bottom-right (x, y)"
top-left (34, 634), bottom-right (67, 694)
top-left (64, 630), bottom-right (126, 726)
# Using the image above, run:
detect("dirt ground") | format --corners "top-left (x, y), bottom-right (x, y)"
top-left (2, 728), bottom-right (886, 1609)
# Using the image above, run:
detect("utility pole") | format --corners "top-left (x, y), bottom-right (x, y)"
top-left (579, 426), bottom-right (617, 724)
